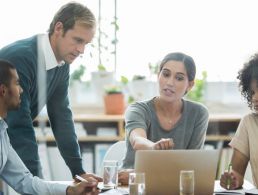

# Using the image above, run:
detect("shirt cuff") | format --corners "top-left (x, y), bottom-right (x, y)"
top-left (49, 182), bottom-right (69, 195)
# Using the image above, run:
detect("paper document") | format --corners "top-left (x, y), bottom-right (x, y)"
top-left (245, 188), bottom-right (258, 194)
top-left (99, 188), bottom-right (129, 195)
top-left (214, 180), bottom-right (257, 195)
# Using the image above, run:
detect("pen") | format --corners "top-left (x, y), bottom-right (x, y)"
top-left (75, 175), bottom-right (102, 191)
top-left (75, 175), bottom-right (102, 192)
top-left (226, 163), bottom-right (232, 190)
top-left (75, 175), bottom-right (88, 182)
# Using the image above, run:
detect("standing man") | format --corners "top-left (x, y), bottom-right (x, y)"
top-left (0, 2), bottom-right (102, 182)
top-left (0, 60), bottom-right (98, 195)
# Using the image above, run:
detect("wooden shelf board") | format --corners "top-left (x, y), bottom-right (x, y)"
top-left (37, 134), bottom-right (232, 142)
top-left (36, 113), bottom-right (242, 123)
top-left (37, 135), bottom-right (124, 142)
top-left (35, 114), bottom-right (124, 123)
top-left (206, 135), bottom-right (233, 141)
top-left (74, 114), bottom-right (124, 122)
top-left (209, 114), bottom-right (242, 122)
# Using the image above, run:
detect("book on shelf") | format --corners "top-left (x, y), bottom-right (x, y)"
top-left (38, 141), bottom-right (51, 180)
top-left (96, 127), bottom-right (117, 137)
top-left (94, 144), bottom-right (112, 175)
top-left (74, 122), bottom-right (87, 137)
top-left (48, 146), bottom-right (71, 181)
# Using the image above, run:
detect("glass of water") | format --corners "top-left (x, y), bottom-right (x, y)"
top-left (103, 160), bottom-right (118, 188)
top-left (180, 170), bottom-right (194, 195)
top-left (129, 172), bottom-right (145, 195)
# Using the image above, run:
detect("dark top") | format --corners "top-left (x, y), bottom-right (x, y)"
top-left (0, 35), bottom-right (84, 177)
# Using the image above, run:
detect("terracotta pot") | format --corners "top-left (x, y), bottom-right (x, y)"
top-left (104, 93), bottom-right (125, 114)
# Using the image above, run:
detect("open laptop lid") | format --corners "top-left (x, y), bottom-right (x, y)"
top-left (135, 150), bottom-right (219, 195)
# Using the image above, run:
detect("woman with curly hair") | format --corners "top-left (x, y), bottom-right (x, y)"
top-left (220, 54), bottom-right (258, 189)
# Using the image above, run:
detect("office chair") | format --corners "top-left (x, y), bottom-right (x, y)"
top-left (102, 140), bottom-right (126, 166)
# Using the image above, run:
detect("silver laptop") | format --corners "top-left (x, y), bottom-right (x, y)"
top-left (135, 150), bottom-right (219, 195)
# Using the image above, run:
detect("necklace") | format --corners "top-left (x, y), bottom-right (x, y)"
top-left (164, 114), bottom-right (176, 127)
top-left (165, 116), bottom-right (174, 124)
top-left (167, 119), bottom-right (173, 124)
top-left (154, 97), bottom-right (182, 126)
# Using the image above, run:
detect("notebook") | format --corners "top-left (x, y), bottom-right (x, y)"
top-left (214, 180), bottom-right (257, 195)
top-left (134, 149), bottom-right (220, 195)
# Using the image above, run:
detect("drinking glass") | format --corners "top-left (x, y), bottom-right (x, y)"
top-left (129, 172), bottom-right (145, 195)
top-left (180, 170), bottom-right (194, 195)
top-left (103, 160), bottom-right (118, 188)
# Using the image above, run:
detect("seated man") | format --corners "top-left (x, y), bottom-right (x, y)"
top-left (0, 60), bottom-right (98, 195)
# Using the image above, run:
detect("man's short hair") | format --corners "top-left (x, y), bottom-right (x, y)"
top-left (0, 60), bottom-right (16, 86)
top-left (48, 2), bottom-right (96, 35)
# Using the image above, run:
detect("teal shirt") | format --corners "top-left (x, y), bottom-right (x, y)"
top-left (0, 35), bottom-right (84, 177)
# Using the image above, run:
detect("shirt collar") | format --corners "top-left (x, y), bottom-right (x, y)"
top-left (38, 34), bottom-right (65, 71)
top-left (0, 117), bottom-right (8, 131)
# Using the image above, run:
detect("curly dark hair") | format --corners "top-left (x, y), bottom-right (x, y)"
top-left (237, 53), bottom-right (258, 109)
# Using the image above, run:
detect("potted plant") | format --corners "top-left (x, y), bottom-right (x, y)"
top-left (186, 71), bottom-right (207, 102)
top-left (104, 85), bottom-right (125, 115)
top-left (91, 65), bottom-right (116, 104)
top-left (70, 64), bottom-right (86, 85)
top-left (69, 65), bottom-right (87, 106)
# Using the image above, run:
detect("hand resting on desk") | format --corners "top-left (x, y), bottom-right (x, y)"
top-left (70, 172), bottom-right (103, 195)
top-left (118, 169), bottom-right (134, 185)
top-left (66, 181), bottom-right (99, 195)
top-left (74, 173), bottom-right (103, 183)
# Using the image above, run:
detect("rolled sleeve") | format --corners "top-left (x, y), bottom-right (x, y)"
top-left (125, 103), bottom-right (150, 136)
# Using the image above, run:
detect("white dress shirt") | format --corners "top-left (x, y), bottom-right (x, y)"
top-left (37, 34), bottom-right (65, 71)
top-left (0, 118), bottom-right (68, 195)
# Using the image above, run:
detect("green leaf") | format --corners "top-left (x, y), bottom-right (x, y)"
top-left (128, 96), bottom-right (135, 104)
top-left (132, 75), bottom-right (146, 80)
top-left (98, 64), bottom-right (106, 71)
top-left (186, 71), bottom-right (207, 102)
top-left (104, 85), bottom-right (122, 94)
top-left (70, 65), bottom-right (86, 83)
top-left (120, 76), bottom-right (129, 84)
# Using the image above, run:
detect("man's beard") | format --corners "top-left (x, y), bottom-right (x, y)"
top-left (8, 100), bottom-right (20, 111)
